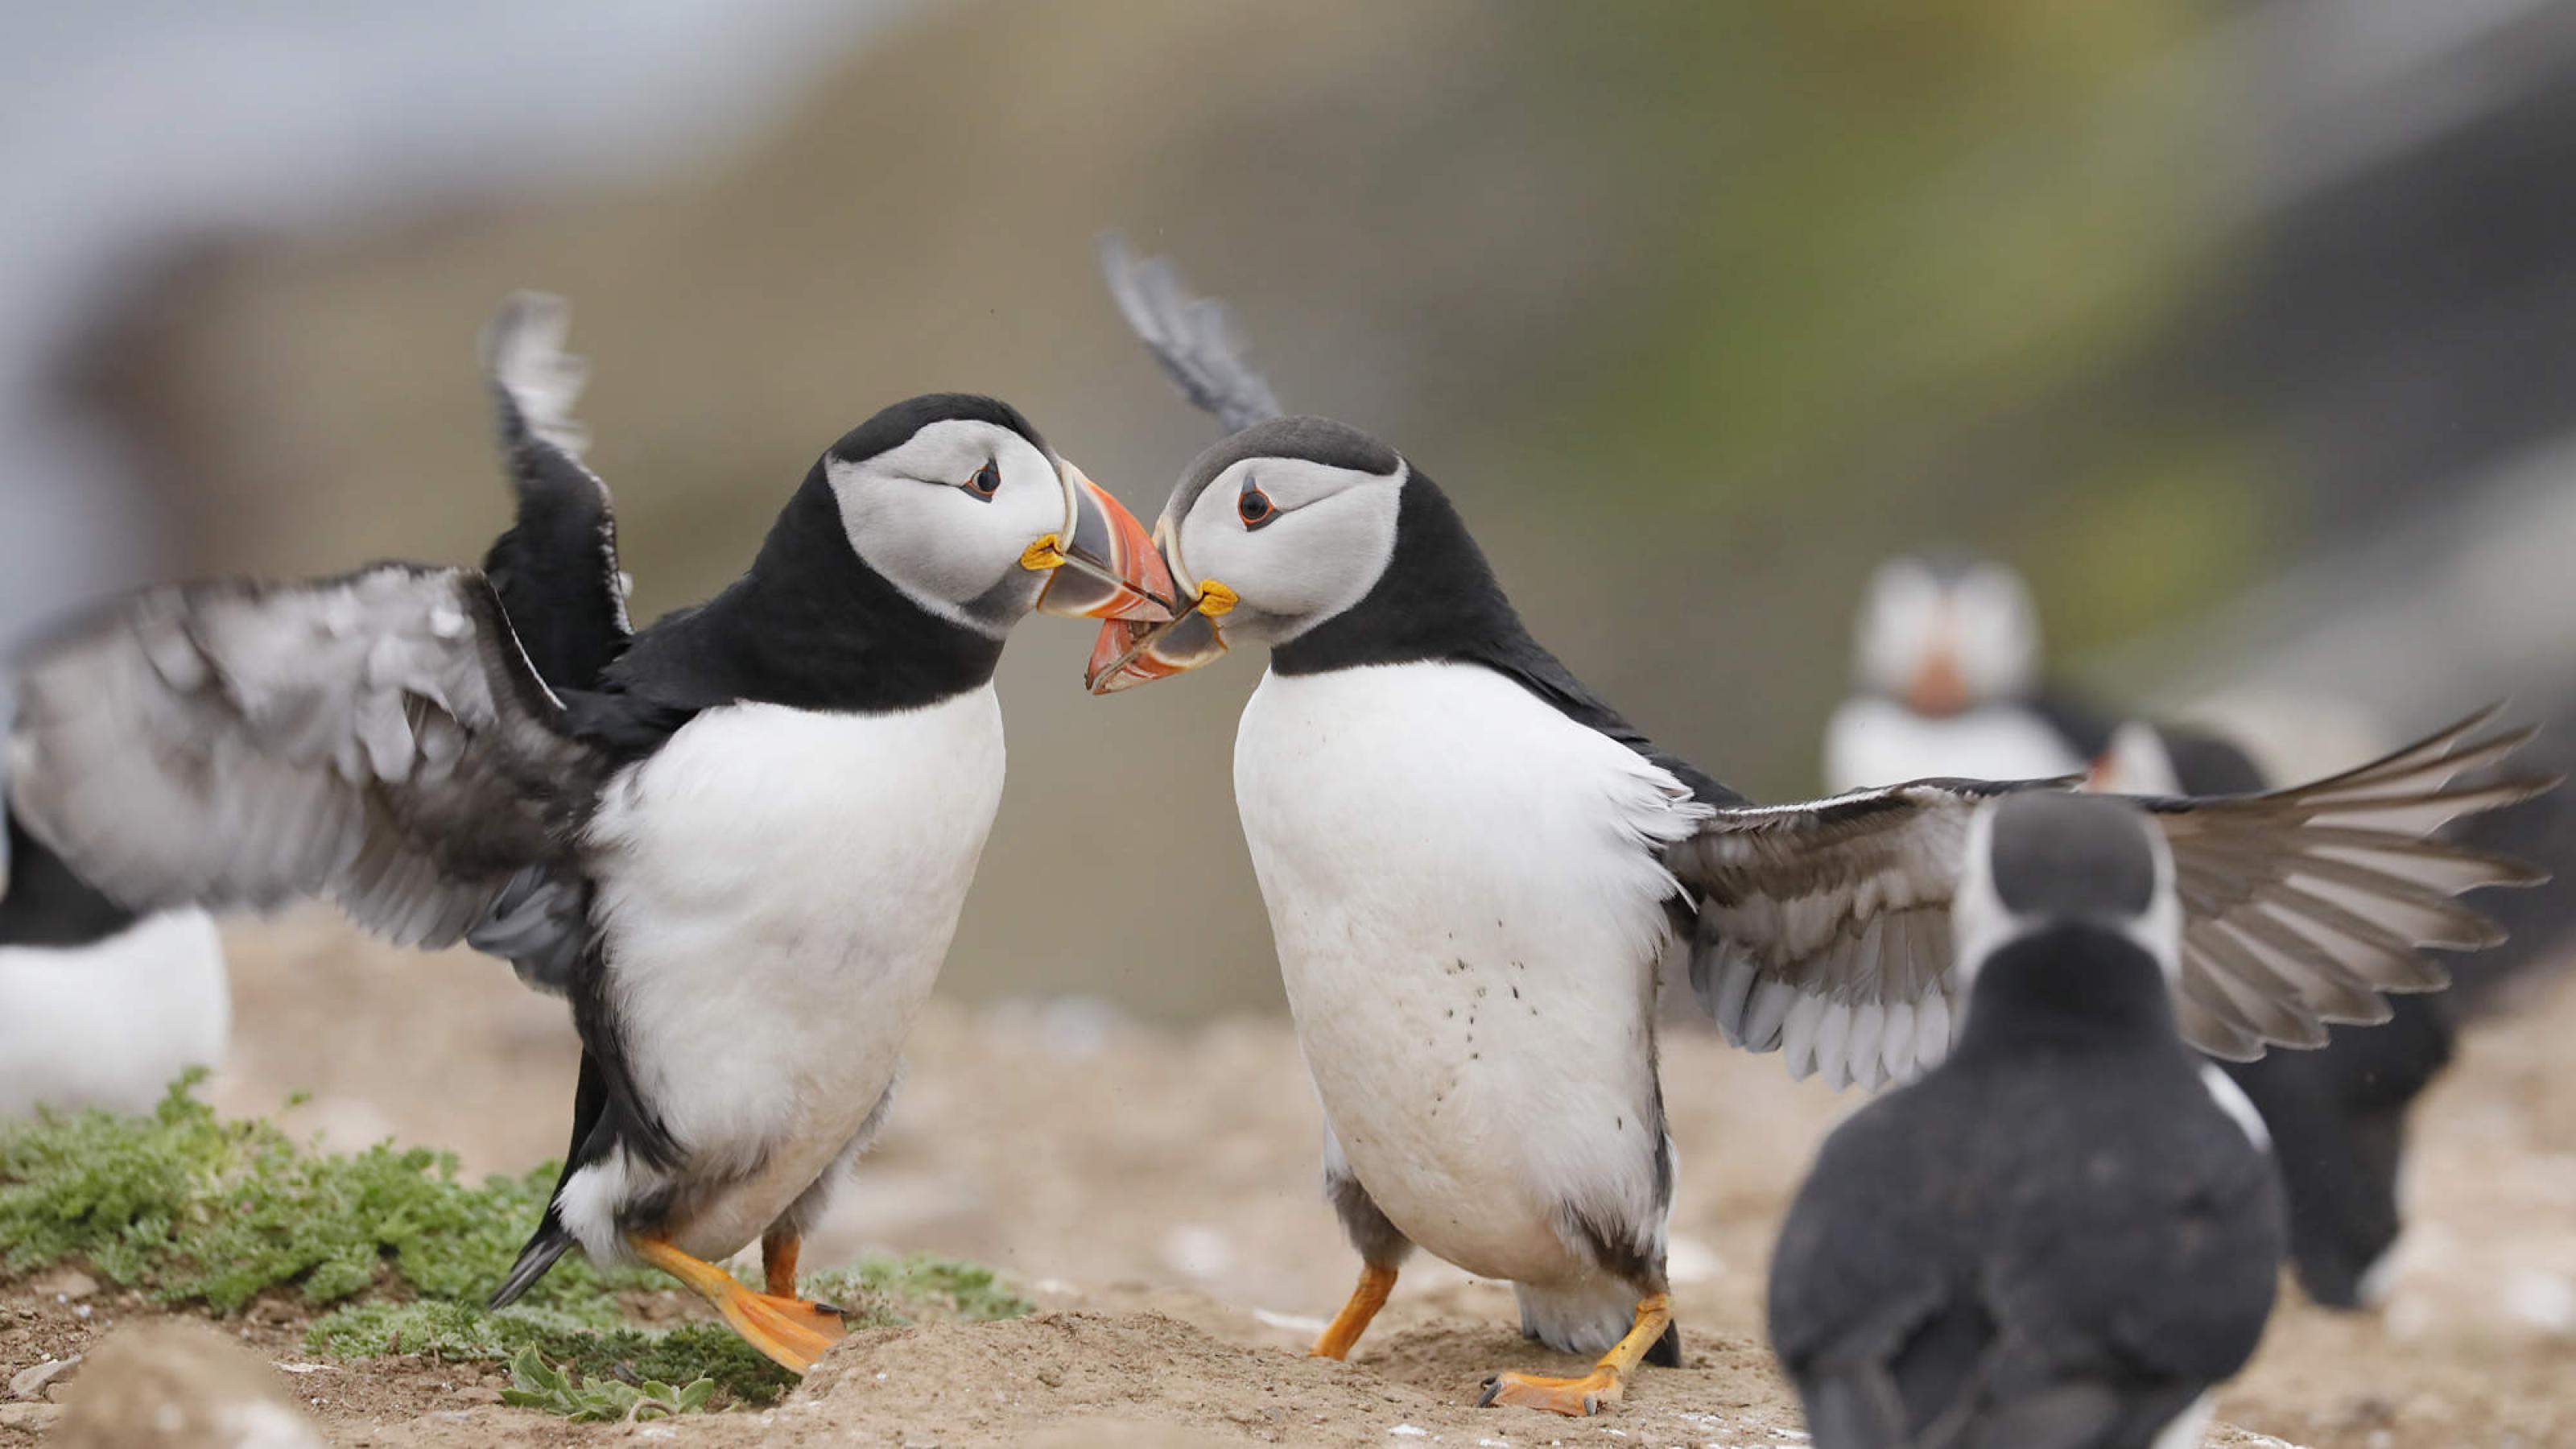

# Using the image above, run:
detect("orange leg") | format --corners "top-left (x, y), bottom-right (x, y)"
top-left (761, 1226), bottom-right (803, 1299)
top-left (630, 1235), bottom-right (846, 1374)
top-left (1309, 1261), bottom-right (1398, 1360)
top-left (1478, 1292), bottom-right (1671, 1418)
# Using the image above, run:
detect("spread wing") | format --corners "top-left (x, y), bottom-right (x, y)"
top-left (1673, 710), bottom-right (2554, 1089)
top-left (1098, 233), bottom-right (1286, 433)
top-left (478, 292), bottom-right (631, 692)
top-left (3, 564), bottom-right (600, 953)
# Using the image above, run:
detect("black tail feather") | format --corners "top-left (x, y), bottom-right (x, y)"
top-left (489, 1215), bottom-right (576, 1310)
top-left (489, 1048), bottom-right (617, 1310)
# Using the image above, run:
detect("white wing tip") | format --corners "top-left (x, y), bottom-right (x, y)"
top-left (484, 291), bottom-right (590, 459)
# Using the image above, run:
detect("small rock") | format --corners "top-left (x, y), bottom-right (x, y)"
top-left (0, 1402), bottom-right (65, 1431)
top-left (49, 1321), bottom-right (327, 1447)
top-left (27, 1268), bottom-right (99, 1301)
top-left (450, 1385), bottom-right (502, 1405)
top-left (10, 1354), bottom-right (78, 1400)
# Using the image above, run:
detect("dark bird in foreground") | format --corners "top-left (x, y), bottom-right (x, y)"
top-left (1832, 551), bottom-right (2519, 1309)
top-left (1087, 237), bottom-right (2552, 1418)
top-left (0, 295), bottom-right (1174, 1372)
top-left (1769, 791), bottom-right (2285, 1449)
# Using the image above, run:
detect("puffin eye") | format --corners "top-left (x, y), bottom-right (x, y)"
top-left (1237, 483), bottom-right (1276, 530)
top-left (966, 461), bottom-right (1001, 500)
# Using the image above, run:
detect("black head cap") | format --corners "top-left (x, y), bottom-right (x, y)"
top-left (1163, 415), bottom-right (1402, 521)
top-left (1987, 791), bottom-right (2162, 920)
top-left (827, 393), bottom-right (1048, 465)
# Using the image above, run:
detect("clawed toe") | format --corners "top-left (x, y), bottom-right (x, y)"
top-left (1477, 1369), bottom-right (1614, 1417)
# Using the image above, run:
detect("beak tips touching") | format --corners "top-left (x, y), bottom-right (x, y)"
top-left (1037, 461), bottom-right (1228, 692)
top-left (1084, 606), bottom-right (1226, 695)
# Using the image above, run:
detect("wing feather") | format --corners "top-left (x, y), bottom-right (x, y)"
top-left (1672, 712), bottom-right (2553, 1084)
top-left (6, 565), bottom-right (596, 952)
top-left (1099, 233), bottom-right (1288, 433)
top-left (480, 293), bottom-right (632, 691)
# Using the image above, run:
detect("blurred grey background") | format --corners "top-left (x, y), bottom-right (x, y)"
top-left (7, 0), bottom-right (2572, 1019)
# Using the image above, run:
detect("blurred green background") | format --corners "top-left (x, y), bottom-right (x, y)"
top-left (13, 0), bottom-right (2575, 1017)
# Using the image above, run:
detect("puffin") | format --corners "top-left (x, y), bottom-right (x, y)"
top-left (1835, 557), bottom-right (2456, 1310)
top-left (1084, 240), bottom-right (2549, 1417)
top-left (0, 295), bottom-right (1174, 1373)
top-left (1822, 553), bottom-right (2107, 795)
top-left (1767, 790), bottom-right (2285, 1449)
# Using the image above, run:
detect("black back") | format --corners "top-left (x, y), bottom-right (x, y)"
top-left (1270, 465), bottom-right (1744, 807)
top-left (574, 464), bottom-right (1004, 762)
top-left (1769, 924), bottom-right (2284, 1446)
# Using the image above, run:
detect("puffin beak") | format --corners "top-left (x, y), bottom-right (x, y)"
top-left (1084, 519), bottom-right (1232, 694)
top-left (1030, 463), bottom-right (1177, 621)
top-left (1905, 630), bottom-right (1969, 716)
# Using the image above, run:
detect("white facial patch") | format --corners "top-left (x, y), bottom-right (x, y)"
top-left (1170, 455), bottom-right (1405, 645)
top-left (1951, 562), bottom-right (2042, 700)
top-left (1854, 557), bottom-right (2041, 702)
top-left (824, 420), bottom-right (1067, 634)
top-left (1856, 558), bottom-right (1943, 696)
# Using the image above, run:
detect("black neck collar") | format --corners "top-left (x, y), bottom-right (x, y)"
top-left (1954, 923), bottom-right (2183, 1060)
top-left (609, 464), bottom-right (1005, 716)
top-left (1269, 467), bottom-right (1742, 806)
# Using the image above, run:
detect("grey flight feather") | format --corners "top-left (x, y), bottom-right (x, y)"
top-left (6, 564), bottom-right (600, 955)
top-left (1672, 709), bottom-right (2556, 1083)
top-left (1099, 233), bottom-right (1286, 433)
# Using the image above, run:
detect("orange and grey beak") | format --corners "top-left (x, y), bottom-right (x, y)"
top-left (1084, 519), bottom-right (1232, 693)
top-left (1030, 464), bottom-right (1177, 622)
top-left (1905, 629), bottom-right (1969, 716)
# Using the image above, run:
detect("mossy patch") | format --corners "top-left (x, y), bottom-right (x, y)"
top-left (0, 1075), bottom-right (1030, 1414)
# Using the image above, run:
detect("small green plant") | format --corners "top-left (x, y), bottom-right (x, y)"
top-left (301, 1298), bottom-right (794, 1406)
top-left (500, 1346), bottom-right (713, 1422)
top-left (0, 1071), bottom-right (649, 1315)
top-left (2, 1078), bottom-right (1036, 1418)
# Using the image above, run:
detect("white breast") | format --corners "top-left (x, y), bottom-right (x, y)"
top-left (1823, 696), bottom-right (2087, 794)
top-left (0, 911), bottom-right (229, 1117)
top-left (1236, 663), bottom-right (1704, 1286)
top-left (584, 688), bottom-right (1004, 1253)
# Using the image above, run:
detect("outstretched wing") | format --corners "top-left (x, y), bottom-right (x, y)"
top-left (480, 292), bottom-right (631, 692)
top-left (1672, 711), bottom-right (2553, 1089)
top-left (3, 564), bottom-right (599, 952)
top-left (1099, 233), bottom-right (1287, 433)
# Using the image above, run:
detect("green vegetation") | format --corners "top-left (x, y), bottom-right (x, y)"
top-left (0, 1076), bottom-right (1031, 1416)
top-left (500, 1346), bottom-right (713, 1422)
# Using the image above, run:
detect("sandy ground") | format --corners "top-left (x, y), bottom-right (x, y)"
top-left (3, 911), bottom-right (2573, 1446)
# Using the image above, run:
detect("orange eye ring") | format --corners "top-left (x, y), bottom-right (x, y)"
top-left (1237, 484), bottom-right (1275, 528)
top-left (968, 461), bottom-right (1001, 499)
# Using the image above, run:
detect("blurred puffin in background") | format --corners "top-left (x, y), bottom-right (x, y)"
top-left (0, 295), bottom-right (1174, 1373)
top-left (0, 830), bottom-right (228, 1117)
top-left (1823, 552), bottom-right (2107, 795)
